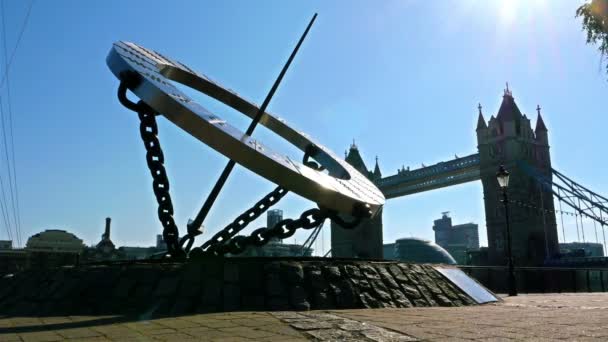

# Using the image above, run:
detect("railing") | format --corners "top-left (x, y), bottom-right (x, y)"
top-left (459, 265), bottom-right (608, 294)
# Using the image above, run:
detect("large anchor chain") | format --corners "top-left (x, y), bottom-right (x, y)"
top-left (190, 206), bottom-right (364, 258)
top-left (117, 71), bottom-right (190, 259)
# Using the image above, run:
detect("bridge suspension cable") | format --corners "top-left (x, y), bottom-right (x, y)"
top-left (558, 188), bottom-right (566, 243)
top-left (300, 221), bottom-right (324, 256)
top-left (517, 161), bottom-right (608, 255)
top-left (518, 162), bottom-right (608, 226)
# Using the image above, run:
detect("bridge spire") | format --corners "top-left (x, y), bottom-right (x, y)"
top-left (535, 106), bottom-right (548, 132)
top-left (476, 103), bottom-right (487, 131)
top-left (373, 156), bottom-right (382, 179)
top-left (496, 83), bottom-right (523, 122)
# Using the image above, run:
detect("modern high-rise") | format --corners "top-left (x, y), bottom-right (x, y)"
top-left (433, 212), bottom-right (479, 264)
top-left (267, 209), bottom-right (283, 229)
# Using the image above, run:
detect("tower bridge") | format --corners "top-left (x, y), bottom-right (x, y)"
top-left (331, 87), bottom-right (608, 266)
top-left (377, 153), bottom-right (481, 198)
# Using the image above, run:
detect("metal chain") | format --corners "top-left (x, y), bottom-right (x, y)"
top-left (189, 144), bottom-right (367, 258)
top-left (189, 207), bottom-right (365, 258)
top-left (195, 144), bottom-right (325, 254)
top-left (192, 207), bottom-right (328, 257)
top-left (198, 185), bottom-right (288, 252)
top-left (117, 72), bottom-right (184, 259)
top-left (137, 110), bottom-right (184, 258)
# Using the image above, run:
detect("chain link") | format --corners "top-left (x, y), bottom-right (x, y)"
top-left (198, 186), bottom-right (288, 252)
top-left (191, 207), bottom-right (330, 257)
top-left (302, 144), bottom-right (325, 171)
top-left (137, 110), bottom-right (184, 258)
top-left (195, 144), bottom-right (327, 254)
top-left (117, 73), bottom-right (184, 259)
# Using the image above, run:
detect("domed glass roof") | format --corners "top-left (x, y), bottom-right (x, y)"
top-left (394, 237), bottom-right (457, 264)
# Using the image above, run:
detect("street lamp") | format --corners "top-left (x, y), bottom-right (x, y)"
top-left (497, 165), bottom-right (517, 296)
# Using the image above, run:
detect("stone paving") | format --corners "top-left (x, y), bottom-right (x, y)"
top-left (1, 293), bottom-right (608, 341)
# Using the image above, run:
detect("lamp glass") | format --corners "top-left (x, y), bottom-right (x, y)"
top-left (496, 172), bottom-right (509, 188)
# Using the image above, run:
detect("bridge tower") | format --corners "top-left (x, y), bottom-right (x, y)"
top-left (476, 87), bottom-right (559, 265)
top-left (330, 142), bottom-right (384, 258)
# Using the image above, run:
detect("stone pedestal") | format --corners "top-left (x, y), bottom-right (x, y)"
top-left (0, 257), bottom-right (478, 317)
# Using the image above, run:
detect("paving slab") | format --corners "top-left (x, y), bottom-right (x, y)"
top-left (1, 293), bottom-right (608, 341)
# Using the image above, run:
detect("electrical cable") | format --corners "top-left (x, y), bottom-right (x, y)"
top-left (0, 0), bottom-right (22, 246)
top-left (0, 0), bottom-right (34, 90)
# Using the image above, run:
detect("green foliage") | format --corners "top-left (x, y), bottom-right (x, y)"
top-left (577, 0), bottom-right (608, 75)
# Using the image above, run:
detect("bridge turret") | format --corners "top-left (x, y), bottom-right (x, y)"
top-left (331, 141), bottom-right (383, 259)
top-left (477, 86), bottom-right (559, 266)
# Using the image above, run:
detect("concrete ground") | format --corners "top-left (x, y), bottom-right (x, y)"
top-left (1, 293), bottom-right (607, 341)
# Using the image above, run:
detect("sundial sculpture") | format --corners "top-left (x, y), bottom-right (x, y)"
top-left (106, 15), bottom-right (385, 258)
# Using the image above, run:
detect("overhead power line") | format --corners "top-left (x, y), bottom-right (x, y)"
top-left (0, 0), bottom-right (34, 90)
top-left (0, 0), bottom-right (31, 246)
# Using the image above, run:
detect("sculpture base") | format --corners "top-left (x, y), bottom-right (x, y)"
top-left (0, 257), bottom-right (484, 317)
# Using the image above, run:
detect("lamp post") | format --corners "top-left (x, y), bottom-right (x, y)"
top-left (497, 165), bottom-right (517, 296)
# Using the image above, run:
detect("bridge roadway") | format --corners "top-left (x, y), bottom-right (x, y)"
top-left (376, 153), bottom-right (481, 199)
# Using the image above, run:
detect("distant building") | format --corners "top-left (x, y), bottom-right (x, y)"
top-left (119, 246), bottom-right (160, 260)
top-left (1, 229), bottom-right (86, 275)
top-left (236, 209), bottom-right (313, 257)
top-left (237, 240), bottom-right (312, 257)
top-left (383, 243), bottom-right (396, 260)
top-left (96, 217), bottom-right (116, 253)
top-left (83, 217), bottom-right (166, 261)
top-left (393, 237), bottom-right (456, 264)
top-left (559, 242), bottom-right (604, 258)
top-left (0, 241), bottom-right (27, 275)
top-left (546, 243), bottom-right (608, 267)
top-left (25, 229), bottom-right (85, 254)
top-left (433, 212), bottom-right (479, 264)
top-left (267, 209), bottom-right (284, 243)
top-left (18, 229), bottom-right (84, 271)
top-left (466, 247), bottom-right (489, 266)
top-left (267, 209), bottom-right (283, 228)
top-left (82, 217), bottom-right (126, 262)
top-left (0, 240), bottom-right (12, 250)
top-left (156, 234), bottom-right (166, 250)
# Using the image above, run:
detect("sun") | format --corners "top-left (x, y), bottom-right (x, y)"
top-left (497, 0), bottom-right (548, 27)
top-left (499, 0), bottom-right (518, 24)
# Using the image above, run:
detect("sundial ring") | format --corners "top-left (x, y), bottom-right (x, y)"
top-left (107, 41), bottom-right (384, 216)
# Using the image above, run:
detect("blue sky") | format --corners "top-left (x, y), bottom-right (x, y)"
top-left (1, 0), bottom-right (606, 254)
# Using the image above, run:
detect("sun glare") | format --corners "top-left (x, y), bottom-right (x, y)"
top-left (497, 0), bottom-right (547, 27)
top-left (499, 0), bottom-right (518, 24)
